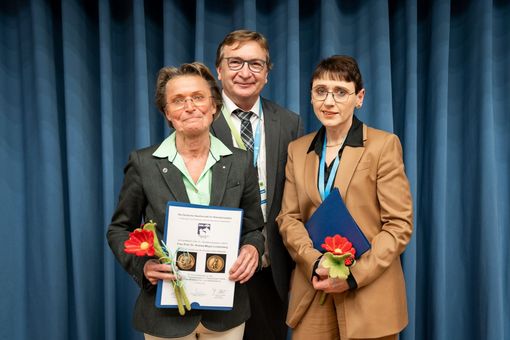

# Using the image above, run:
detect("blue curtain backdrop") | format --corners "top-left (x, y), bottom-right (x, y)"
top-left (1, 0), bottom-right (509, 339)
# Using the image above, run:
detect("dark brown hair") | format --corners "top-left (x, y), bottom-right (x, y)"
top-left (155, 62), bottom-right (223, 127)
top-left (311, 55), bottom-right (364, 93)
top-left (215, 29), bottom-right (273, 70)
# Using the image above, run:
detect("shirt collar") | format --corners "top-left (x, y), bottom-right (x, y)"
top-left (222, 91), bottom-right (261, 118)
top-left (152, 132), bottom-right (232, 162)
top-left (307, 115), bottom-right (364, 155)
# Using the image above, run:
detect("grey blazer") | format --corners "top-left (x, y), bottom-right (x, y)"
top-left (107, 143), bottom-right (265, 338)
top-left (211, 97), bottom-right (303, 302)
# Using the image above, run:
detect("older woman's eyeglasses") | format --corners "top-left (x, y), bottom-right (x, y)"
top-left (225, 57), bottom-right (266, 73)
top-left (168, 95), bottom-right (212, 111)
top-left (312, 87), bottom-right (355, 103)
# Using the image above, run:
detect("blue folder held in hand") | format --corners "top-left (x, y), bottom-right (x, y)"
top-left (305, 188), bottom-right (370, 258)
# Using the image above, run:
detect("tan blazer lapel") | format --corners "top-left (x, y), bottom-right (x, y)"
top-left (304, 150), bottom-right (323, 208)
top-left (335, 124), bottom-right (367, 199)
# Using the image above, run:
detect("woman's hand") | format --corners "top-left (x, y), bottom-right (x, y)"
top-left (312, 267), bottom-right (349, 294)
top-left (229, 245), bottom-right (259, 284)
top-left (143, 259), bottom-right (177, 285)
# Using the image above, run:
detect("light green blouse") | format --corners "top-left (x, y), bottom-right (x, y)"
top-left (152, 132), bottom-right (232, 205)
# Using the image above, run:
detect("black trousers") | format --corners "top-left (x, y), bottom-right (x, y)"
top-left (243, 267), bottom-right (288, 340)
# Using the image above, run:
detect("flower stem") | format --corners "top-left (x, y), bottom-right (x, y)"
top-left (319, 291), bottom-right (328, 305)
top-left (173, 282), bottom-right (185, 315)
top-left (179, 286), bottom-right (191, 311)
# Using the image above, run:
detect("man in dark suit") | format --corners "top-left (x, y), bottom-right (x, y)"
top-left (212, 30), bottom-right (303, 340)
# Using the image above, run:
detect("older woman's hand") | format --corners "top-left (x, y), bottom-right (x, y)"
top-left (228, 245), bottom-right (259, 284)
top-left (312, 267), bottom-right (349, 294)
top-left (143, 259), bottom-right (177, 285)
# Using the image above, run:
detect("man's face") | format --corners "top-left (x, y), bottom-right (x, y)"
top-left (217, 41), bottom-right (269, 110)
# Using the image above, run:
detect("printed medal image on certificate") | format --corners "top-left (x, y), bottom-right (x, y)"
top-left (156, 201), bottom-right (242, 310)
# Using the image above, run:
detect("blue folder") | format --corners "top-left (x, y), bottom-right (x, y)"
top-left (305, 188), bottom-right (371, 258)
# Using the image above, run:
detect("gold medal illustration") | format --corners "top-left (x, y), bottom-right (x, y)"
top-left (206, 255), bottom-right (225, 273)
top-left (176, 252), bottom-right (196, 271)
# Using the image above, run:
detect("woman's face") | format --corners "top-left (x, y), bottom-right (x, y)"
top-left (311, 78), bottom-right (364, 131)
top-left (164, 75), bottom-right (216, 136)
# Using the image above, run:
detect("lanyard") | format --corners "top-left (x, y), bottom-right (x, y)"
top-left (318, 137), bottom-right (340, 200)
top-left (221, 101), bottom-right (263, 166)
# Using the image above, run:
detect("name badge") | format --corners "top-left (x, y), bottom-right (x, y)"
top-left (259, 180), bottom-right (267, 222)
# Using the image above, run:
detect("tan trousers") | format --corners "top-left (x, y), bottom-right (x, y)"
top-left (144, 322), bottom-right (245, 340)
top-left (291, 293), bottom-right (397, 340)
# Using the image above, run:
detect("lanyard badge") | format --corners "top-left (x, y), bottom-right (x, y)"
top-left (318, 137), bottom-right (340, 200)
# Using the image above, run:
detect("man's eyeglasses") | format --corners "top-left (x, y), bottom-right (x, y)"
top-left (225, 57), bottom-right (266, 73)
top-left (167, 95), bottom-right (212, 111)
top-left (312, 87), bottom-right (355, 103)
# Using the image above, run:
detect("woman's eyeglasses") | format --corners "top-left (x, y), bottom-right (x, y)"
top-left (168, 95), bottom-right (212, 111)
top-left (312, 87), bottom-right (355, 103)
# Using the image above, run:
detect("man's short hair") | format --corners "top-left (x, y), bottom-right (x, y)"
top-left (215, 29), bottom-right (273, 70)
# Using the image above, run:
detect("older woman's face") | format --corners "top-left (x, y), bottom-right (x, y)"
top-left (164, 75), bottom-right (216, 136)
top-left (311, 78), bottom-right (364, 131)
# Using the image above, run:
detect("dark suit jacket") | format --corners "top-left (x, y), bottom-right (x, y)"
top-left (211, 97), bottom-right (303, 302)
top-left (107, 143), bottom-right (265, 338)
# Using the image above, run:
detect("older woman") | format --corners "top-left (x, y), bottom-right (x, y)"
top-left (107, 62), bottom-right (264, 340)
top-left (277, 55), bottom-right (413, 340)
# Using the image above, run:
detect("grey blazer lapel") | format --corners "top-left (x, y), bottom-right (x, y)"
top-left (209, 155), bottom-right (232, 206)
top-left (211, 114), bottom-right (234, 149)
top-left (155, 158), bottom-right (190, 203)
top-left (262, 99), bottom-right (279, 212)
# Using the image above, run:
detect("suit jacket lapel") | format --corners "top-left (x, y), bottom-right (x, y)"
top-left (304, 150), bottom-right (323, 208)
top-left (262, 99), bottom-right (279, 212)
top-left (209, 155), bottom-right (232, 206)
top-left (211, 113), bottom-right (234, 149)
top-left (335, 124), bottom-right (367, 199)
top-left (156, 158), bottom-right (190, 203)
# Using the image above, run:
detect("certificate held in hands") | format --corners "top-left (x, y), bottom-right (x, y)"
top-left (305, 188), bottom-right (370, 258)
top-left (156, 201), bottom-right (243, 311)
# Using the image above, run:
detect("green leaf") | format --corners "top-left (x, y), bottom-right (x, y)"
top-left (143, 221), bottom-right (166, 259)
top-left (321, 252), bottom-right (351, 280)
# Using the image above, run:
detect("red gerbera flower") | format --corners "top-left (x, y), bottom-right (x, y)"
top-left (124, 229), bottom-right (155, 256)
top-left (321, 234), bottom-right (356, 257)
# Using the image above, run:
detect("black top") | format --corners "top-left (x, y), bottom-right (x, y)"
top-left (307, 115), bottom-right (364, 187)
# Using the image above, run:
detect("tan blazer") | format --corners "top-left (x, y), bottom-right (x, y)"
top-left (276, 124), bottom-right (413, 338)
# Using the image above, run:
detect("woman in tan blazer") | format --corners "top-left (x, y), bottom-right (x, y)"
top-left (276, 55), bottom-right (413, 340)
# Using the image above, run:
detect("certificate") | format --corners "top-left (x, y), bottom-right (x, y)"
top-left (156, 201), bottom-right (242, 310)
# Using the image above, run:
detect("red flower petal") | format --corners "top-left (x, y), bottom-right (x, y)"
top-left (124, 229), bottom-right (155, 257)
top-left (321, 234), bottom-right (357, 256)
